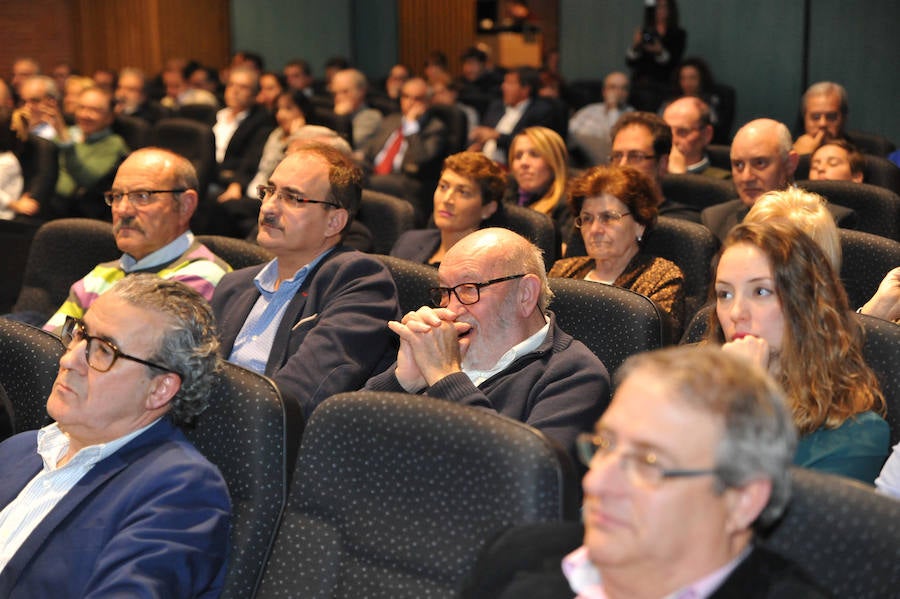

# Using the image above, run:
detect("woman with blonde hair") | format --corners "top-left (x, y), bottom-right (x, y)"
top-left (709, 219), bottom-right (888, 483)
top-left (507, 126), bottom-right (573, 245)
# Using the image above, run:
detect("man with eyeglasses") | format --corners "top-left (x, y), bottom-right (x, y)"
top-left (462, 345), bottom-right (828, 599)
top-left (211, 143), bottom-right (400, 418)
top-left (0, 275), bottom-right (230, 597)
top-left (366, 227), bottom-right (609, 455)
top-left (609, 111), bottom-right (701, 222)
top-left (41, 148), bottom-right (231, 332)
top-left (663, 96), bottom-right (731, 179)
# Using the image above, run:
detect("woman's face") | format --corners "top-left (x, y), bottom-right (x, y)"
top-left (579, 194), bottom-right (644, 266)
top-left (714, 242), bottom-right (785, 353)
top-left (257, 74), bottom-right (283, 108)
top-left (433, 168), bottom-right (496, 234)
top-left (511, 135), bottom-right (554, 195)
top-left (679, 66), bottom-right (701, 96)
top-left (276, 95), bottom-right (304, 132)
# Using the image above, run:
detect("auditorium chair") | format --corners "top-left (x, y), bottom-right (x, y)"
top-left (358, 189), bottom-right (416, 254)
top-left (798, 180), bottom-right (900, 241)
top-left (375, 255), bottom-right (438, 315)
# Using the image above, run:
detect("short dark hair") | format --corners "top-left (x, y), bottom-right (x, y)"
top-left (513, 66), bottom-right (541, 99)
top-left (442, 151), bottom-right (507, 206)
top-left (293, 142), bottom-right (363, 233)
top-left (612, 111), bottom-right (673, 158)
top-left (460, 47), bottom-right (487, 63)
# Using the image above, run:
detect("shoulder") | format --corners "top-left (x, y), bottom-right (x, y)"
top-left (712, 546), bottom-right (833, 598)
top-left (391, 229), bottom-right (440, 258)
top-left (640, 254), bottom-right (684, 279)
top-left (316, 246), bottom-right (391, 278)
top-left (185, 241), bottom-right (233, 272)
top-left (548, 256), bottom-right (593, 278)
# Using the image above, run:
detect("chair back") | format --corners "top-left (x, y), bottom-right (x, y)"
top-left (549, 277), bottom-right (669, 375)
top-left (185, 362), bottom-right (303, 599)
top-left (256, 391), bottom-right (578, 598)
top-left (863, 154), bottom-right (900, 195)
top-left (761, 468), bottom-right (900, 598)
top-left (661, 173), bottom-right (736, 211)
top-left (358, 189), bottom-right (416, 254)
top-left (799, 180), bottom-right (900, 240)
top-left (847, 129), bottom-right (896, 157)
top-left (153, 118), bottom-right (217, 199)
top-left (706, 143), bottom-right (732, 170)
top-left (839, 229), bottom-right (900, 310)
top-left (177, 103), bottom-right (218, 126)
top-left (375, 255), bottom-right (439, 315)
top-left (0, 318), bottom-right (64, 438)
top-left (17, 134), bottom-right (59, 204)
top-left (487, 203), bottom-right (559, 266)
top-left (429, 104), bottom-right (469, 154)
top-left (195, 235), bottom-right (273, 270)
top-left (113, 115), bottom-right (153, 150)
top-left (12, 218), bottom-right (118, 321)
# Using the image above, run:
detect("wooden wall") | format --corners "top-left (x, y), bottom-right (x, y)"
top-left (397, 0), bottom-right (476, 78)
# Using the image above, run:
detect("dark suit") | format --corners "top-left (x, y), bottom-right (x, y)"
top-left (211, 246), bottom-right (400, 418)
top-left (217, 104), bottom-right (276, 187)
top-left (701, 198), bottom-right (858, 242)
top-left (482, 97), bottom-right (567, 156)
top-left (390, 228), bottom-right (441, 264)
top-left (0, 418), bottom-right (230, 598)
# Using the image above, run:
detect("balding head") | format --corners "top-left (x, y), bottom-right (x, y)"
top-left (730, 119), bottom-right (797, 207)
top-left (663, 97), bottom-right (714, 167)
top-left (602, 71), bottom-right (629, 109)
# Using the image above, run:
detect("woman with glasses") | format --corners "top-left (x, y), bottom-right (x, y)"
top-left (549, 164), bottom-right (685, 335)
top-left (708, 220), bottom-right (888, 483)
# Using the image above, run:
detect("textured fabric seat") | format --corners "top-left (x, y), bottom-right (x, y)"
top-left (839, 229), bottom-right (900, 310)
top-left (375, 254), bottom-right (439, 315)
top-left (255, 391), bottom-right (578, 599)
top-left (847, 129), bottom-right (896, 157)
top-left (549, 277), bottom-right (669, 375)
top-left (798, 180), bottom-right (900, 241)
top-left (706, 143), bottom-right (731, 171)
top-left (113, 114), bottom-right (152, 150)
top-left (489, 203), bottom-right (559, 266)
top-left (0, 318), bottom-right (64, 439)
top-left (195, 234), bottom-right (272, 270)
top-left (176, 103), bottom-right (218, 127)
top-left (862, 154), bottom-right (900, 195)
top-left (152, 118), bottom-right (217, 203)
top-left (661, 173), bottom-right (736, 211)
top-left (761, 467), bottom-right (900, 598)
top-left (184, 362), bottom-right (303, 599)
top-left (429, 103), bottom-right (469, 154)
top-left (12, 218), bottom-right (119, 322)
top-left (358, 189), bottom-right (416, 254)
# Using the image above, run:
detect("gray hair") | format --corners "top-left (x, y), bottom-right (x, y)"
top-left (288, 125), bottom-right (353, 157)
top-left (108, 275), bottom-right (220, 426)
top-left (488, 228), bottom-right (554, 312)
top-left (26, 75), bottom-right (60, 101)
top-left (803, 81), bottom-right (848, 116)
top-left (616, 345), bottom-right (796, 528)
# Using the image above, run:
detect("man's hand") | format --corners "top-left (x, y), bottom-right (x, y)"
top-left (217, 182), bottom-right (243, 203)
top-left (10, 194), bottom-right (39, 216)
top-left (793, 129), bottom-right (826, 155)
top-left (387, 306), bottom-right (471, 389)
top-left (861, 267), bottom-right (900, 323)
top-left (333, 99), bottom-right (355, 115)
top-left (469, 126), bottom-right (500, 145)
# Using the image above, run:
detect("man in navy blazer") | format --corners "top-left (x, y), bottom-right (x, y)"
top-left (211, 143), bottom-right (400, 418)
top-left (0, 275), bottom-right (230, 598)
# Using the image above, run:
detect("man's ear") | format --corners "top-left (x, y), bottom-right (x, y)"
top-left (724, 478), bottom-right (772, 534)
top-left (701, 124), bottom-right (714, 146)
top-left (178, 189), bottom-right (199, 225)
top-left (517, 273), bottom-right (542, 317)
top-left (657, 153), bottom-right (669, 178)
top-left (145, 372), bottom-right (182, 411)
top-left (786, 150), bottom-right (800, 179)
top-left (325, 208), bottom-right (349, 237)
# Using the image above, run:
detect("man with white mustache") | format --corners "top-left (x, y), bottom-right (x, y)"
top-left (366, 227), bottom-right (610, 455)
top-left (43, 148), bottom-right (231, 332)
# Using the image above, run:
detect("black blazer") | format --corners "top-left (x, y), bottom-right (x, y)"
top-left (218, 105), bottom-right (276, 186)
top-left (701, 198), bottom-right (857, 242)
top-left (482, 97), bottom-right (566, 156)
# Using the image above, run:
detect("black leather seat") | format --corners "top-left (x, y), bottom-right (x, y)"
top-left (113, 114), bottom-right (153, 150)
top-left (195, 235), bottom-right (272, 270)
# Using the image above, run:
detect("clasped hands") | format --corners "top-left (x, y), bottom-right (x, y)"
top-left (387, 306), bottom-right (472, 392)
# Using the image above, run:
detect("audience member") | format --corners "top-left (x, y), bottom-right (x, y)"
top-left (431, 78), bottom-right (479, 134)
top-left (42, 148), bottom-right (231, 331)
top-left (793, 81), bottom-right (848, 155)
top-left (708, 220), bottom-right (888, 483)
top-left (211, 143), bottom-right (399, 418)
top-left (283, 59), bottom-right (314, 97)
top-left (456, 46), bottom-right (503, 111)
top-left (330, 68), bottom-right (383, 149)
top-left (625, 0), bottom-right (686, 110)
top-left (181, 64), bottom-right (221, 107)
top-left (50, 61), bottom-right (73, 94)
top-left (10, 57), bottom-right (41, 99)
top-left (568, 71), bottom-right (633, 167)
top-left (808, 139), bottom-right (864, 182)
top-left (610, 111), bottom-right (698, 221)
top-left (367, 227), bottom-right (611, 455)
top-left (391, 151), bottom-right (503, 265)
top-left (17, 75), bottom-right (61, 140)
top-left (662, 96), bottom-right (730, 178)
top-left (382, 63), bottom-right (411, 101)
top-left (507, 126), bottom-right (573, 245)
top-left (701, 118), bottom-right (854, 241)
top-left (361, 77), bottom-right (448, 224)
top-left (470, 66), bottom-right (559, 165)
top-left (160, 67), bottom-right (187, 110)
top-left (550, 165), bottom-right (686, 336)
top-left (662, 57), bottom-right (731, 143)
top-left (61, 75), bottom-right (94, 124)
top-left (92, 68), bottom-right (117, 95)
top-left (423, 50), bottom-right (451, 88)
top-left (256, 71), bottom-right (286, 114)
top-left (0, 275), bottom-right (230, 597)
top-left (114, 67), bottom-right (167, 125)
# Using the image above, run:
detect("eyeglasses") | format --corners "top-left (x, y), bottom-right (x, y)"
top-left (576, 432), bottom-right (718, 487)
top-left (256, 184), bottom-right (341, 209)
top-left (103, 189), bottom-right (186, 208)
top-left (574, 210), bottom-right (632, 228)
top-left (430, 274), bottom-right (526, 307)
top-left (60, 316), bottom-right (178, 376)
top-left (609, 151), bottom-right (656, 165)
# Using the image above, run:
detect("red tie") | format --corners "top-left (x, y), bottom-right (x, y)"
top-left (374, 128), bottom-right (403, 174)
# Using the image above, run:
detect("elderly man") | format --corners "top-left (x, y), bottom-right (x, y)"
top-left (793, 81), bottom-right (848, 155)
top-left (464, 345), bottom-right (829, 598)
top-left (17, 75), bottom-right (61, 141)
top-left (330, 68), bottom-right (382, 149)
top-left (663, 96), bottom-right (731, 178)
top-left (0, 275), bottom-right (230, 597)
top-left (283, 59), bottom-right (314, 97)
top-left (568, 71), bottom-right (633, 167)
top-left (366, 227), bottom-right (610, 454)
top-left (42, 148), bottom-right (231, 331)
top-left (211, 143), bottom-right (400, 418)
top-left (701, 118), bottom-right (854, 241)
top-left (114, 67), bottom-right (168, 125)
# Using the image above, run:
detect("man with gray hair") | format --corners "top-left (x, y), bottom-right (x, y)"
top-left (366, 227), bottom-right (610, 454)
top-left (330, 68), bottom-right (382, 149)
top-left (462, 345), bottom-right (829, 598)
top-left (0, 275), bottom-right (230, 597)
top-left (701, 118), bottom-right (853, 241)
top-left (793, 81), bottom-right (848, 155)
top-left (17, 75), bottom-right (61, 140)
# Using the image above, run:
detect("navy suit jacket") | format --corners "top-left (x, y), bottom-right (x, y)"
top-left (482, 97), bottom-right (566, 155)
top-left (390, 228), bottom-right (441, 264)
top-left (211, 246), bottom-right (401, 418)
top-left (0, 418), bottom-right (230, 598)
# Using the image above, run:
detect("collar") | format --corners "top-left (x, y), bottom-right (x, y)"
top-left (120, 231), bottom-right (193, 273)
top-left (37, 418), bottom-right (162, 471)
top-left (685, 155), bottom-right (711, 174)
top-left (253, 247), bottom-right (335, 294)
top-left (464, 314), bottom-right (550, 386)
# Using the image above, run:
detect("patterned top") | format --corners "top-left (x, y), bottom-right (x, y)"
top-left (549, 252), bottom-right (686, 337)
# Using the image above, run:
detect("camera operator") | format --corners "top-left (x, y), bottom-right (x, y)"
top-left (625, 0), bottom-right (686, 111)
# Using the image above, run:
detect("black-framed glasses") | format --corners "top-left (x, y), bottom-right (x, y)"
top-left (430, 274), bottom-right (526, 307)
top-left (256, 184), bottom-right (341, 209)
top-left (103, 189), bottom-right (187, 208)
top-left (609, 151), bottom-right (656, 165)
top-left (60, 316), bottom-right (179, 377)
top-left (574, 210), bottom-right (632, 228)
top-left (576, 432), bottom-right (718, 487)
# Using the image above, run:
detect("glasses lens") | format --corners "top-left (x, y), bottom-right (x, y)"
top-left (455, 284), bottom-right (479, 305)
top-left (86, 338), bottom-right (117, 372)
top-left (430, 288), bottom-right (450, 307)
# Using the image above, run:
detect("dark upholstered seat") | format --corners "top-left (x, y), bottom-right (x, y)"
top-left (661, 173), bottom-right (736, 211)
top-left (375, 254), bottom-right (439, 315)
top-left (195, 235), bottom-right (272, 270)
top-left (798, 180), bottom-right (900, 241)
top-left (839, 229), bottom-right (900, 310)
top-left (256, 391), bottom-right (578, 598)
top-left (358, 189), bottom-right (416, 255)
top-left (489, 203), bottom-right (559, 266)
top-left (185, 362), bottom-right (303, 599)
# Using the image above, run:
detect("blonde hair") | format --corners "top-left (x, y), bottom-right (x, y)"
top-left (509, 126), bottom-right (568, 216)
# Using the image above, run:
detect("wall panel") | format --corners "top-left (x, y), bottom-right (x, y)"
top-left (398, 0), bottom-right (475, 78)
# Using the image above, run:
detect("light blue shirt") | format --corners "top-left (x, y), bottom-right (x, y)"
top-left (229, 250), bottom-right (333, 374)
top-left (119, 231), bottom-right (193, 272)
top-left (0, 419), bottom-right (159, 573)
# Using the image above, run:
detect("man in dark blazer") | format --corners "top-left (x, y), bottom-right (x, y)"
top-left (469, 66), bottom-right (564, 165)
top-left (362, 77), bottom-right (449, 224)
top-left (702, 118), bottom-right (855, 241)
top-left (211, 144), bottom-right (400, 418)
top-left (0, 275), bottom-right (230, 598)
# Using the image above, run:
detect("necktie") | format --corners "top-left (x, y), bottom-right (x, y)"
top-left (374, 128), bottom-right (403, 175)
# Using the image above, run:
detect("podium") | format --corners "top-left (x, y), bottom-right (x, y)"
top-left (476, 32), bottom-right (543, 68)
